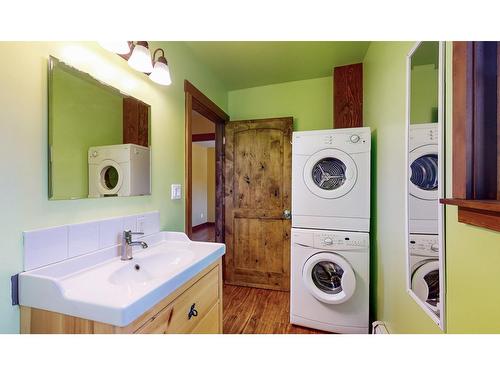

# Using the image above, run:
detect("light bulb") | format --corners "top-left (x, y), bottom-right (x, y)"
top-left (150, 57), bottom-right (172, 86)
top-left (128, 42), bottom-right (153, 73)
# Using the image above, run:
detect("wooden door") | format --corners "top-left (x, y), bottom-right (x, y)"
top-left (224, 117), bottom-right (292, 291)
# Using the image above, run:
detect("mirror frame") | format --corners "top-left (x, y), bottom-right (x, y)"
top-left (404, 41), bottom-right (446, 331)
top-left (47, 55), bottom-right (152, 200)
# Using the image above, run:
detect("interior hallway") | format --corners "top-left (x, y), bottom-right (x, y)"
top-left (191, 223), bottom-right (215, 242)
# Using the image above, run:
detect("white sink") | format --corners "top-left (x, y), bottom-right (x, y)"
top-left (19, 232), bottom-right (225, 327)
top-left (108, 250), bottom-right (195, 287)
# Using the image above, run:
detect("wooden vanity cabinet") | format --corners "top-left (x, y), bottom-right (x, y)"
top-left (20, 260), bottom-right (223, 334)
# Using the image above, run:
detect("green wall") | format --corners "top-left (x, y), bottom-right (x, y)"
top-left (51, 64), bottom-right (123, 199)
top-left (365, 41), bottom-right (500, 334)
top-left (410, 64), bottom-right (438, 124)
top-left (228, 76), bottom-right (332, 131)
top-left (0, 41), bottom-right (227, 333)
top-left (363, 41), bottom-right (442, 333)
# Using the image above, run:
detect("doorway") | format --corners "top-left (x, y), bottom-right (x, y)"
top-left (191, 110), bottom-right (216, 242)
top-left (184, 80), bottom-right (228, 244)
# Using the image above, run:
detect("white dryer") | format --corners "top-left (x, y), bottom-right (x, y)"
top-left (409, 123), bottom-right (439, 234)
top-left (88, 144), bottom-right (150, 198)
top-left (292, 128), bottom-right (371, 232)
top-left (409, 233), bottom-right (440, 315)
top-left (290, 228), bottom-right (369, 333)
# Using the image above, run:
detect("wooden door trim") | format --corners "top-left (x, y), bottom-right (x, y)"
top-left (184, 80), bottom-right (229, 241)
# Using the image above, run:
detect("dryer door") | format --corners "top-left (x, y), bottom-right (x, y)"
top-left (302, 252), bottom-right (356, 305)
top-left (96, 159), bottom-right (123, 196)
top-left (412, 260), bottom-right (440, 313)
top-left (409, 144), bottom-right (438, 200)
top-left (303, 149), bottom-right (358, 199)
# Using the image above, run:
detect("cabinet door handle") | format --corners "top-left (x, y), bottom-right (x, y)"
top-left (188, 303), bottom-right (198, 319)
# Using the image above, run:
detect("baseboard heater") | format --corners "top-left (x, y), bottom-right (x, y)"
top-left (371, 321), bottom-right (389, 334)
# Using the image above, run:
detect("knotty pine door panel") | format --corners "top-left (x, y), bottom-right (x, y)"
top-left (224, 118), bottom-right (292, 291)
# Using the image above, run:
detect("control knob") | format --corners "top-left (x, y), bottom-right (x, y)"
top-left (350, 134), bottom-right (360, 143)
top-left (323, 237), bottom-right (333, 245)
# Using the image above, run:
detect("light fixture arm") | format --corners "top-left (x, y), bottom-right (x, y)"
top-left (153, 48), bottom-right (168, 64)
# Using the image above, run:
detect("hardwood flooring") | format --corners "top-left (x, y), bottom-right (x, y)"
top-left (223, 284), bottom-right (325, 334)
top-left (191, 223), bottom-right (215, 242)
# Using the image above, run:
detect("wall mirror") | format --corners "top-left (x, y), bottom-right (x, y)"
top-left (405, 41), bottom-right (446, 330)
top-left (48, 56), bottom-right (151, 200)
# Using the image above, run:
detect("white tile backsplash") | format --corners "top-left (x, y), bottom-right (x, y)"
top-left (23, 211), bottom-right (160, 271)
top-left (68, 222), bottom-right (99, 258)
top-left (138, 211), bottom-right (161, 236)
top-left (123, 215), bottom-right (137, 232)
top-left (98, 218), bottom-right (124, 249)
top-left (24, 226), bottom-right (68, 271)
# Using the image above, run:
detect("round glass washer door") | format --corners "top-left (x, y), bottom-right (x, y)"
top-left (412, 260), bottom-right (440, 314)
top-left (303, 149), bottom-right (358, 199)
top-left (302, 252), bottom-right (356, 304)
top-left (97, 160), bottom-right (123, 196)
top-left (409, 144), bottom-right (438, 200)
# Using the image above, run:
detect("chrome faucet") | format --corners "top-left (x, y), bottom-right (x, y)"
top-left (121, 230), bottom-right (148, 260)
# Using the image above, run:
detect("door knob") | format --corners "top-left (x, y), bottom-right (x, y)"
top-left (283, 209), bottom-right (292, 220)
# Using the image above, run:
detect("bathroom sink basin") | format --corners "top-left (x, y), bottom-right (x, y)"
top-left (108, 250), bottom-right (195, 286)
top-left (19, 232), bottom-right (225, 326)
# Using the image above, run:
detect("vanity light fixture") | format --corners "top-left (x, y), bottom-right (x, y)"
top-left (127, 41), bottom-right (153, 73)
top-left (149, 48), bottom-right (172, 86)
top-left (99, 41), bottom-right (172, 86)
top-left (98, 41), bottom-right (131, 55)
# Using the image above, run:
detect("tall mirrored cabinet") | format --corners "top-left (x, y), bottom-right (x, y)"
top-left (406, 41), bottom-right (446, 330)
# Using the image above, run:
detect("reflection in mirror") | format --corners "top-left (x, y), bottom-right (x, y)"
top-left (48, 56), bottom-right (151, 200)
top-left (407, 42), bottom-right (444, 327)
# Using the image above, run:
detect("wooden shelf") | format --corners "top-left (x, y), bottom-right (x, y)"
top-left (440, 199), bottom-right (500, 232)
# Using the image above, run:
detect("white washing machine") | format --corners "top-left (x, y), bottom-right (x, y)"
top-left (292, 128), bottom-right (371, 232)
top-left (88, 144), bottom-right (150, 198)
top-left (409, 233), bottom-right (440, 315)
top-left (409, 123), bottom-right (439, 234)
top-left (290, 228), bottom-right (369, 333)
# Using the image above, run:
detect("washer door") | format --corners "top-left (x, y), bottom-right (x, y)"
top-left (302, 252), bottom-right (356, 304)
top-left (303, 149), bottom-right (358, 199)
top-left (409, 145), bottom-right (438, 200)
top-left (96, 160), bottom-right (123, 196)
top-left (412, 260), bottom-right (440, 313)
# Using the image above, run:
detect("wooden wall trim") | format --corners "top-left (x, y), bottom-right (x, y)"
top-left (185, 93), bottom-right (193, 237)
top-left (334, 63), bottom-right (363, 128)
top-left (452, 42), bottom-right (473, 199)
top-left (443, 42), bottom-right (500, 233)
top-left (184, 80), bottom-right (229, 122)
top-left (192, 133), bottom-right (216, 142)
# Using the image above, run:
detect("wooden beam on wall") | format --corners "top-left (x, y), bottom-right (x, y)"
top-left (334, 63), bottom-right (363, 128)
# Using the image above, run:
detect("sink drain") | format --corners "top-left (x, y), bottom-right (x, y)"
top-left (134, 264), bottom-right (140, 271)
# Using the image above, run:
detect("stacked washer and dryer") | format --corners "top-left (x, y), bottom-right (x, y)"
top-left (290, 127), bottom-right (371, 333)
top-left (408, 123), bottom-right (440, 314)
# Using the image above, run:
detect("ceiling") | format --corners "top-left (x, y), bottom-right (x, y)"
top-left (184, 42), bottom-right (370, 90)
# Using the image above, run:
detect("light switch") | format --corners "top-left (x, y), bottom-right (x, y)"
top-left (171, 184), bottom-right (182, 200)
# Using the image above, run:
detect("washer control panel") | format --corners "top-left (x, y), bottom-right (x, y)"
top-left (314, 232), bottom-right (368, 250)
top-left (409, 234), bottom-right (439, 256)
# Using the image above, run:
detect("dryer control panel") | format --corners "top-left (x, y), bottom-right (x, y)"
top-left (313, 231), bottom-right (369, 250)
top-left (409, 234), bottom-right (439, 256)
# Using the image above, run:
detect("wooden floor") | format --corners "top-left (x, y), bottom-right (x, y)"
top-left (191, 223), bottom-right (215, 242)
top-left (223, 284), bottom-right (325, 334)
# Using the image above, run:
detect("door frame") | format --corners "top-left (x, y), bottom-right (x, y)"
top-left (184, 80), bottom-right (229, 241)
